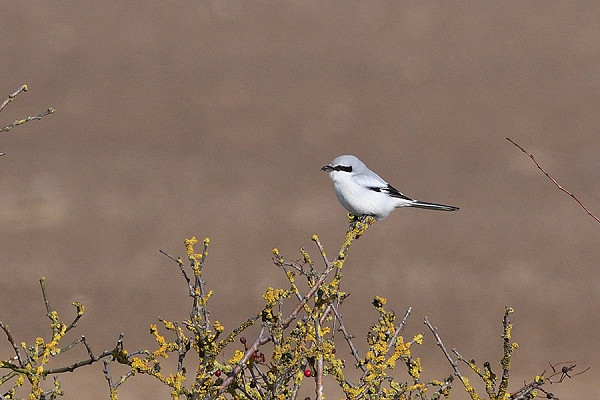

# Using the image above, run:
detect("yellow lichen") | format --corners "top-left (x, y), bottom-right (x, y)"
top-left (229, 349), bottom-right (245, 365)
top-left (213, 321), bottom-right (225, 333)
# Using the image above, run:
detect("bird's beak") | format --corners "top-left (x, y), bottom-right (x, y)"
top-left (321, 165), bottom-right (333, 172)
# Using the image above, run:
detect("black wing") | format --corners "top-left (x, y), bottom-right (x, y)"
top-left (368, 184), bottom-right (414, 202)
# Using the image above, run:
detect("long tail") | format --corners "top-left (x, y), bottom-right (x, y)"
top-left (406, 200), bottom-right (459, 211)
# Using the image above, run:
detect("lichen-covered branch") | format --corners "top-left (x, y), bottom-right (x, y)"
top-left (0, 280), bottom-right (133, 399)
top-left (2, 217), bottom-right (586, 399)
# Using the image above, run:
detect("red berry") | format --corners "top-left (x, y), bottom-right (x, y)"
top-left (240, 337), bottom-right (247, 345)
top-left (215, 370), bottom-right (221, 377)
top-left (304, 369), bottom-right (311, 377)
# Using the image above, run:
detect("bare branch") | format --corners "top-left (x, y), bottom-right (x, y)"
top-left (387, 306), bottom-right (411, 353)
top-left (424, 317), bottom-right (464, 382)
top-left (103, 357), bottom-right (135, 396)
top-left (160, 250), bottom-right (192, 297)
top-left (314, 317), bottom-right (324, 400)
top-left (39, 277), bottom-right (53, 316)
top-left (44, 350), bottom-right (113, 375)
top-left (0, 108), bottom-right (55, 134)
top-left (507, 137), bottom-right (600, 224)
top-left (311, 235), bottom-right (330, 269)
top-left (64, 302), bottom-right (85, 333)
top-left (0, 85), bottom-right (28, 113)
top-left (331, 305), bottom-right (366, 373)
top-left (0, 322), bottom-right (25, 368)
top-left (45, 333), bottom-right (127, 376)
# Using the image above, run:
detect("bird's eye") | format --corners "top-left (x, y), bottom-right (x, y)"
top-left (336, 165), bottom-right (352, 172)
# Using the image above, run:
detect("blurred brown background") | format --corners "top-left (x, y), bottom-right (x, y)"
top-left (1, 2), bottom-right (599, 399)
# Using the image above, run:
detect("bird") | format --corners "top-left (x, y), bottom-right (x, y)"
top-left (321, 155), bottom-right (459, 220)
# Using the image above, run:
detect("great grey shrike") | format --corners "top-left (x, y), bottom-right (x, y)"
top-left (322, 155), bottom-right (459, 220)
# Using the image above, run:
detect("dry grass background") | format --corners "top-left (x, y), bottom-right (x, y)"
top-left (1, 2), bottom-right (599, 399)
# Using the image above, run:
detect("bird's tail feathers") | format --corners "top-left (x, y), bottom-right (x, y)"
top-left (406, 200), bottom-right (459, 212)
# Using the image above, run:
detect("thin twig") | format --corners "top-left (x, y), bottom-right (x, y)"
top-left (171, 322), bottom-right (187, 373)
top-left (81, 336), bottom-right (94, 358)
top-left (45, 333), bottom-right (127, 376)
top-left (58, 337), bottom-right (84, 355)
top-left (453, 348), bottom-right (498, 398)
top-left (289, 382), bottom-right (300, 400)
top-left (160, 250), bottom-right (194, 299)
top-left (195, 239), bottom-right (211, 330)
top-left (158, 249), bottom-right (180, 263)
top-left (497, 306), bottom-right (514, 398)
top-left (0, 85), bottom-right (54, 157)
top-left (314, 317), bottom-right (324, 400)
top-left (1, 370), bottom-right (20, 385)
top-left (45, 350), bottom-right (114, 375)
top-left (282, 261), bottom-right (338, 329)
top-left (331, 305), bottom-right (366, 373)
top-left (274, 251), bottom-right (303, 302)
top-left (311, 235), bottom-right (331, 269)
top-left (102, 358), bottom-right (135, 396)
top-left (387, 307), bottom-right (412, 353)
top-left (248, 363), bottom-right (267, 400)
top-left (64, 302), bottom-right (84, 333)
top-left (0, 108), bottom-right (55, 134)
top-left (507, 137), bottom-right (600, 223)
top-left (0, 85), bottom-right (28, 113)
top-left (0, 322), bottom-right (25, 368)
top-left (424, 317), bottom-right (464, 381)
top-left (39, 277), bottom-right (52, 316)
top-left (41, 377), bottom-right (61, 399)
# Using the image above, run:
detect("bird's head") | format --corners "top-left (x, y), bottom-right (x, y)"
top-left (321, 155), bottom-right (365, 181)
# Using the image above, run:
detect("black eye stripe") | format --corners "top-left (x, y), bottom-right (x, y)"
top-left (334, 165), bottom-right (352, 172)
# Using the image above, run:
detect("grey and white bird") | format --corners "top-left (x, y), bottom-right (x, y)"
top-left (321, 155), bottom-right (459, 220)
